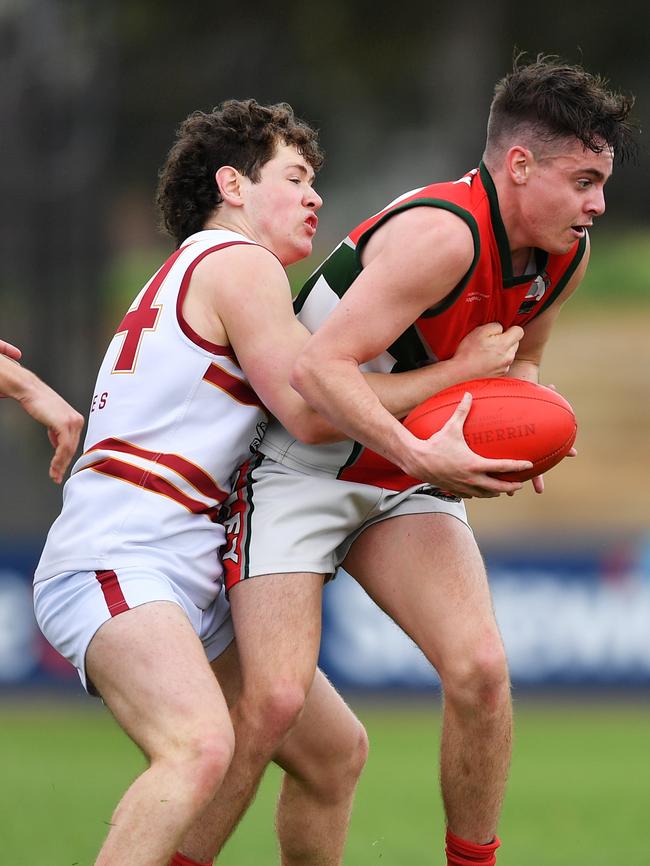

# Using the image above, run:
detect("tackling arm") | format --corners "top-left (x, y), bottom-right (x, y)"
top-left (0, 353), bottom-right (84, 483)
top-left (189, 242), bottom-right (525, 448)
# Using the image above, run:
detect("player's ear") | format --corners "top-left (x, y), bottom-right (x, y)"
top-left (215, 166), bottom-right (244, 206)
top-left (506, 146), bottom-right (531, 185)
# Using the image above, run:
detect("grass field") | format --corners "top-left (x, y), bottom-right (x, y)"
top-left (2, 696), bottom-right (649, 866)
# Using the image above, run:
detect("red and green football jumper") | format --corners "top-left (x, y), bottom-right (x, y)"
top-left (259, 162), bottom-right (586, 491)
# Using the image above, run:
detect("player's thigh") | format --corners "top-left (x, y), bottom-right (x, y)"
top-left (273, 668), bottom-right (367, 780)
top-left (209, 639), bottom-right (242, 708)
top-left (226, 572), bottom-right (325, 696)
top-left (87, 601), bottom-right (232, 758)
top-left (342, 513), bottom-right (500, 674)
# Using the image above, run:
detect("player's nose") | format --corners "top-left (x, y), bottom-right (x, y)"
top-left (306, 187), bottom-right (323, 211)
top-left (587, 187), bottom-right (606, 217)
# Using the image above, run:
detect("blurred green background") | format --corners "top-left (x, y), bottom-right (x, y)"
top-left (0, 0), bottom-right (648, 539)
top-left (1, 2), bottom-right (649, 865)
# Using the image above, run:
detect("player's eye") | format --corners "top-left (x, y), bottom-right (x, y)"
top-left (576, 179), bottom-right (592, 189)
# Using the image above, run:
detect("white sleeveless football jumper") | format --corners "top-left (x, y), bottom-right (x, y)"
top-left (34, 229), bottom-right (268, 689)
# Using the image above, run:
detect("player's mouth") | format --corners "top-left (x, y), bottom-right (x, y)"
top-left (570, 223), bottom-right (591, 238)
top-left (304, 214), bottom-right (318, 235)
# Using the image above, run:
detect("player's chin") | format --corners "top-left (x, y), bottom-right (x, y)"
top-left (557, 228), bottom-right (585, 252)
top-left (543, 239), bottom-right (573, 257)
top-left (283, 239), bottom-right (313, 265)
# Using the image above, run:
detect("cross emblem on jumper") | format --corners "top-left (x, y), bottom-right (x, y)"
top-left (112, 288), bottom-right (161, 373)
top-left (111, 248), bottom-right (184, 373)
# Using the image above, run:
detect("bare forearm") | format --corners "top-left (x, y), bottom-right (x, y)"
top-left (365, 319), bottom-right (527, 419)
top-left (291, 347), bottom-right (533, 496)
top-left (0, 354), bottom-right (84, 482)
top-left (291, 324), bottom-right (526, 451)
top-left (365, 356), bottom-right (480, 420)
top-left (294, 356), bottom-right (476, 443)
top-left (291, 355), bottom-right (415, 469)
top-left (282, 402), bottom-right (351, 445)
top-left (0, 354), bottom-right (39, 400)
top-left (507, 359), bottom-right (540, 383)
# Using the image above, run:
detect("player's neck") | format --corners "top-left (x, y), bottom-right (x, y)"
top-left (490, 171), bottom-right (536, 274)
top-left (510, 246), bottom-right (534, 276)
top-left (202, 214), bottom-right (255, 243)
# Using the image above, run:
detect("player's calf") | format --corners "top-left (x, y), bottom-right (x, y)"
top-left (273, 671), bottom-right (369, 866)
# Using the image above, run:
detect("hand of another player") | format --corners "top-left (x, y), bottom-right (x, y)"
top-left (19, 380), bottom-right (85, 483)
top-left (405, 393), bottom-right (533, 498)
top-left (0, 339), bottom-right (22, 362)
top-left (0, 340), bottom-right (23, 398)
top-left (452, 322), bottom-right (524, 380)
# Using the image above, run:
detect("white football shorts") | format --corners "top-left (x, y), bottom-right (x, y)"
top-left (222, 455), bottom-right (470, 591)
top-left (33, 566), bottom-right (234, 694)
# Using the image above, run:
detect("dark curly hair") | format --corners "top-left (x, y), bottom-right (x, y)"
top-left (156, 99), bottom-right (324, 247)
top-left (485, 54), bottom-right (638, 164)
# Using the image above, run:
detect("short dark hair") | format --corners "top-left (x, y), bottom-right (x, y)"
top-left (156, 99), bottom-right (324, 247)
top-left (485, 54), bottom-right (638, 164)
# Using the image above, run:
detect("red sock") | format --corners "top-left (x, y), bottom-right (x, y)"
top-left (445, 829), bottom-right (501, 866)
top-left (169, 854), bottom-right (211, 866)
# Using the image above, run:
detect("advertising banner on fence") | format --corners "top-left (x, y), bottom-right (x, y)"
top-left (320, 546), bottom-right (650, 689)
top-left (2, 538), bottom-right (650, 691)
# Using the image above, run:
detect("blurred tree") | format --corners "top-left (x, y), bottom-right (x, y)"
top-left (0, 0), bottom-right (116, 529)
top-left (0, 0), bottom-right (116, 402)
top-left (0, 0), bottom-right (647, 535)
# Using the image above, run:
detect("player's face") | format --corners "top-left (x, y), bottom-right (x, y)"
top-left (241, 143), bottom-right (322, 266)
top-left (520, 138), bottom-right (613, 254)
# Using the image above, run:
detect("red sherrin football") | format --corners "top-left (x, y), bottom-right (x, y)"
top-left (403, 377), bottom-right (577, 482)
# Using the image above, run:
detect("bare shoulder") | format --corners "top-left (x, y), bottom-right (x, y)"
top-left (191, 241), bottom-right (288, 296)
top-left (363, 205), bottom-right (476, 275)
top-left (360, 206), bottom-right (476, 301)
top-left (181, 241), bottom-right (290, 347)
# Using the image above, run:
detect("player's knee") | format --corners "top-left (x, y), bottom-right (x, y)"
top-left (261, 681), bottom-right (308, 737)
top-left (167, 727), bottom-right (235, 806)
top-left (241, 679), bottom-right (308, 744)
top-left (307, 717), bottom-right (369, 804)
top-left (197, 728), bottom-right (235, 783)
top-left (442, 637), bottom-right (510, 714)
top-left (332, 717), bottom-right (369, 794)
top-left (347, 718), bottom-right (370, 781)
top-left (355, 719), bottom-right (370, 773)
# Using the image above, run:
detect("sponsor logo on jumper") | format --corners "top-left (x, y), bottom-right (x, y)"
top-left (517, 272), bottom-right (551, 315)
top-left (466, 291), bottom-right (490, 303)
top-left (470, 423), bottom-right (535, 446)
